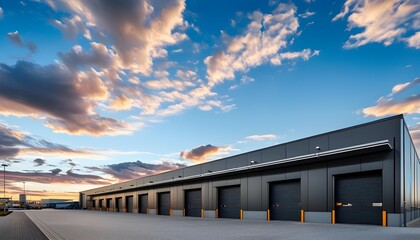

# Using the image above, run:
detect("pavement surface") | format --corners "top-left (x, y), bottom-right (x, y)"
top-left (22, 210), bottom-right (420, 240)
top-left (0, 211), bottom-right (48, 240)
top-left (408, 218), bottom-right (420, 228)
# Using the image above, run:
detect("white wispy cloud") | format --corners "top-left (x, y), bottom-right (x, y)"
top-left (270, 48), bottom-right (319, 65)
top-left (205, 3), bottom-right (318, 86)
top-left (245, 134), bottom-right (279, 141)
top-left (299, 10), bottom-right (315, 19)
top-left (333, 0), bottom-right (420, 49)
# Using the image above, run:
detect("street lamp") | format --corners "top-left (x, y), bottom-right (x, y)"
top-left (1, 164), bottom-right (7, 211)
top-left (23, 181), bottom-right (26, 207)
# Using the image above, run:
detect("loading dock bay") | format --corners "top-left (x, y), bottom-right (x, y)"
top-left (95, 178), bottom-right (389, 225)
top-left (83, 116), bottom-right (420, 227)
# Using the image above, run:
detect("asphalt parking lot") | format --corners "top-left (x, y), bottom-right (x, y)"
top-left (22, 210), bottom-right (420, 240)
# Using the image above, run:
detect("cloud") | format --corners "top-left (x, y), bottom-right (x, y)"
top-left (6, 31), bottom-right (37, 53)
top-left (4, 169), bottom-right (110, 185)
top-left (407, 31), bottom-right (420, 49)
top-left (0, 124), bottom-right (25, 159)
top-left (27, 42), bottom-right (37, 53)
top-left (333, 0), bottom-right (420, 49)
top-left (299, 10), bottom-right (315, 19)
top-left (50, 168), bottom-right (62, 175)
top-left (204, 3), bottom-right (317, 86)
top-left (7, 31), bottom-right (23, 46)
top-left (240, 75), bottom-right (255, 84)
top-left (180, 144), bottom-right (232, 162)
top-left (42, 0), bottom-right (233, 122)
top-left (198, 100), bottom-right (235, 112)
top-left (0, 61), bottom-right (130, 136)
top-left (0, 7), bottom-right (3, 18)
top-left (245, 134), bottom-right (278, 141)
top-left (87, 160), bottom-right (187, 181)
top-left (109, 94), bottom-right (132, 111)
top-left (48, 0), bottom-right (187, 75)
top-left (0, 122), bottom-right (94, 161)
top-left (270, 48), bottom-right (319, 65)
top-left (363, 95), bottom-right (420, 117)
top-left (33, 158), bottom-right (46, 167)
top-left (392, 78), bottom-right (420, 94)
top-left (5, 183), bottom-right (79, 200)
top-left (51, 15), bottom-right (86, 40)
top-left (61, 159), bottom-right (76, 168)
top-left (58, 43), bottom-right (112, 69)
top-left (363, 78), bottom-right (420, 117)
top-left (144, 78), bottom-right (195, 91)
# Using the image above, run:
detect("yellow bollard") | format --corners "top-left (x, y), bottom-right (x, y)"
top-left (201, 209), bottom-right (204, 218)
top-left (240, 209), bottom-right (243, 220)
top-left (332, 210), bottom-right (335, 224)
top-left (382, 211), bottom-right (387, 227)
top-left (301, 210), bottom-right (304, 223)
top-left (215, 208), bottom-right (218, 219)
top-left (267, 209), bottom-right (270, 222)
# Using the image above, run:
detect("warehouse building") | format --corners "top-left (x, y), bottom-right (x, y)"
top-left (80, 115), bottom-right (419, 227)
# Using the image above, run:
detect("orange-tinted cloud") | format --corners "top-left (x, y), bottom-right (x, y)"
top-left (180, 144), bottom-right (231, 163)
top-left (5, 169), bottom-right (110, 185)
top-left (0, 61), bottom-right (131, 136)
top-left (0, 123), bottom-right (92, 160)
top-left (86, 160), bottom-right (187, 182)
top-left (49, 0), bottom-right (187, 75)
top-left (333, 0), bottom-right (419, 49)
top-left (363, 95), bottom-right (420, 117)
top-left (109, 94), bottom-right (132, 110)
top-left (6, 184), bottom-right (79, 201)
top-left (363, 78), bottom-right (420, 117)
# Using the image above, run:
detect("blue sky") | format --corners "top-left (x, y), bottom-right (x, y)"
top-left (0, 0), bottom-right (419, 200)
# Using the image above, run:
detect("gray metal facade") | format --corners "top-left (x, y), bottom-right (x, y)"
top-left (80, 115), bottom-right (420, 227)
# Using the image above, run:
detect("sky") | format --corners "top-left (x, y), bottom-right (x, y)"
top-left (0, 0), bottom-right (419, 201)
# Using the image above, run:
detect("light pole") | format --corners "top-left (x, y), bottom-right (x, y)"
top-left (2, 164), bottom-right (7, 211)
top-left (23, 181), bottom-right (26, 207)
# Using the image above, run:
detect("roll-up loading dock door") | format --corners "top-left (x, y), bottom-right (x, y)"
top-left (139, 194), bottom-right (148, 214)
top-left (269, 180), bottom-right (301, 221)
top-left (185, 189), bottom-right (201, 217)
top-left (335, 171), bottom-right (382, 225)
top-left (106, 198), bottom-right (112, 210)
top-left (115, 197), bottom-right (122, 212)
top-left (218, 186), bottom-right (240, 219)
top-left (158, 192), bottom-right (170, 215)
top-left (126, 196), bottom-right (133, 213)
